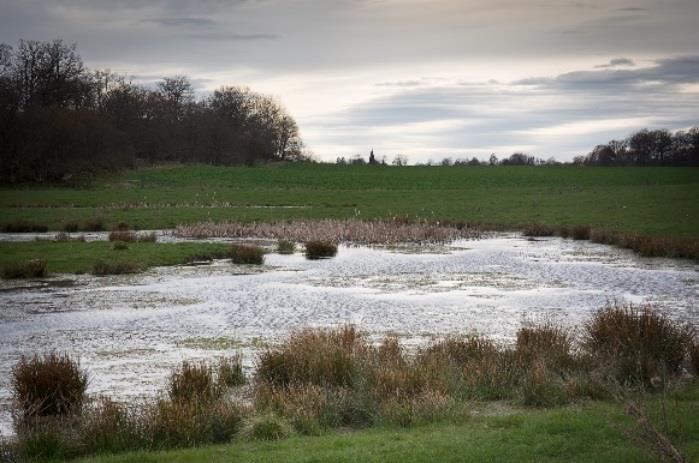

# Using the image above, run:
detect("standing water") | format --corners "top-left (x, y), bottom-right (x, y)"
top-left (0, 234), bottom-right (697, 435)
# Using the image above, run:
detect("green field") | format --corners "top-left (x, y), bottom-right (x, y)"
top-left (0, 241), bottom-right (229, 274)
top-left (2, 164), bottom-right (698, 236)
top-left (75, 387), bottom-right (699, 463)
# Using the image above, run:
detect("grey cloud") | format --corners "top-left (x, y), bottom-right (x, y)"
top-left (187, 32), bottom-right (279, 41)
top-left (375, 80), bottom-right (422, 88)
top-left (515, 56), bottom-right (699, 92)
top-left (142, 17), bottom-right (217, 27)
top-left (595, 57), bottom-right (635, 68)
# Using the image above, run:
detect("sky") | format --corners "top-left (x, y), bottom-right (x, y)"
top-left (1, 0), bottom-right (698, 163)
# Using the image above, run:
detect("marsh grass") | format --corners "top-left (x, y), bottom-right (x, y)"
top-left (582, 305), bottom-right (694, 386)
top-left (277, 240), bottom-right (296, 254)
top-left (229, 244), bottom-right (264, 265)
top-left (1, 258), bottom-right (47, 279)
top-left (92, 260), bottom-right (141, 275)
top-left (304, 241), bottom-right (337, 260)
top-left (11, 353), bottom-right (87, 419)
top-left (8, 305), bottom-right (697, 461)
top-left (176, 219), bottom-right (481, 245)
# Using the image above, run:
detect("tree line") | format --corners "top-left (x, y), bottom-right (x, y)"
top-left (575, 128), bottom-right (699, 166)
top-left (0, 40), bottom-right (304, 183)
top-left (336, 127), bottom-right (699, 167)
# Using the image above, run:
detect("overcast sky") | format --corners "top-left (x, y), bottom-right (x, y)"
top-left (1, 0), bottom-right (698, 162)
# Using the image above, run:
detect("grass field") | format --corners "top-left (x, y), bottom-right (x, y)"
top-left (74, 386), bottom-right (699, 463)
top-left (0, 241), bottom-right (229, 274)
top-left (2, 164), bottom-right (698, 236)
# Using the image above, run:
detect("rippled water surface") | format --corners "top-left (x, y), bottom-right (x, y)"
top-left (1, 234), bottom-right (697, 434)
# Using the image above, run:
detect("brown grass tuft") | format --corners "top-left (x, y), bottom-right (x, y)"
top-left (11, 353), bottom-right (88, 419)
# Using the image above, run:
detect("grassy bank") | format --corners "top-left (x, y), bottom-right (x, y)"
top-left (2, 164), bottom-right (698, 236)
top-left (4, 306), bottom-right (698, 462)
top-left (74, 395), bottom-right (699, 463)
top-left (0, 241), bottom-right (229, 275)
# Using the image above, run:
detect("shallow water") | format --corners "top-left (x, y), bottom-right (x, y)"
top-left (0, 234), bottom-right (697, 435)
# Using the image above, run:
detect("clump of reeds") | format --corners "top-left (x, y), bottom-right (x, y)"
top-left (83, 217), bottom-right (104, 232)
top-left (1, 259), bottom-right (47, 279)
top-left (256, 326), bottom-right (365, 389)
top-left (515, 323), bottom-right (573, 368)
top-left (168, 361), bottom-right (221, 404)
top-left (277, 240), bottom-right (296, 254)
top-left (522, 223), bottom-right (556, 237)
top-left (582, 304), bottom-right (694, 386)
top-left (305, 240), bottom-right (337, 260)
top-left (229, 244), bottom-right (264, 265)
top-left (11, 353), bottom-right (88, 419)
top-left (175, 218), bottom-right (481, 245)
top-left (92, 260), bottom-right (141, 275)
top-left (1, 220), bottom-right (49, 233)
top-left (216, 354), bottom-right (246, 388)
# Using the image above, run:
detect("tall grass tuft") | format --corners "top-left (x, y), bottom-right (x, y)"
top-left (305, 241), bottom-right (337, 260)
top-left (583, 304), bottom-right (693, 386)
top-left (276, 240), bottom-right (296, 255)
top-left (11, 353), bottom-right (88, 419)
top-left (229, 244), bottom-right (264, 265)
top-left (1, 259), bottom-right (47, 279)
top-left (168, 361), bottom-right (220, 404)
top-left (216, 355), bottom-right (246, 388)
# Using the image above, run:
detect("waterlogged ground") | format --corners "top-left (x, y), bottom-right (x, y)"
top-left (1, 234), bottom-right (698, 435)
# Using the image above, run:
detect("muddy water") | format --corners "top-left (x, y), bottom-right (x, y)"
top-left (0, 234), bottom-right (697, 435)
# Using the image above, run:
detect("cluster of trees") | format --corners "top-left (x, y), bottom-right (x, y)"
top-left (0, 40), bottom-right (303, 183)
top-left (336, 128), bottom-right (699, 168)
top-left (336, 152), bottom-right (554, 167)
top-left (576, 128), bottom-right (699, 166)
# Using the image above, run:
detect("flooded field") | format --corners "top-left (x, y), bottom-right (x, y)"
top-left (1, 234), bottom-right (697, 435)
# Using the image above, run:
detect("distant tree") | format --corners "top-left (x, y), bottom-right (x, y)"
top-left (468, 157), bottom-right (481, 166)
top-left (336, 156), bottom-right (346, 165)
top-left (489, 153), bottom-right (498, 165)
top-left (350, 155), bottom-right (366, 165)
top-left (501, 152), bottom-right (535, 166)
top-left (392, 154), bottom-right (408, 166)
top-left (368, 149), bottom-right (377, 165)
top-left (440, 157), bottom-right (452, 167)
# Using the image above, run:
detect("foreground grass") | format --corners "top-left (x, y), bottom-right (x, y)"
top-left (0, 241), bottom-right (229, 274)
top-left (2, 164), bottom-right (698, 236)
top-left (76, 392), bottom-right (699, 463)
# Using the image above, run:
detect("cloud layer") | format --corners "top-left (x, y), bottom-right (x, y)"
top-left (1, 0), bottom-right (698, 161)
